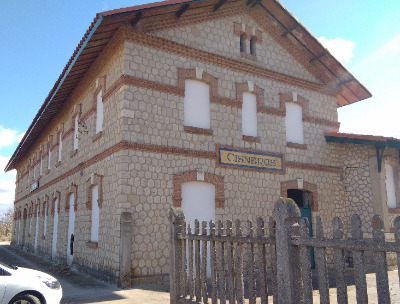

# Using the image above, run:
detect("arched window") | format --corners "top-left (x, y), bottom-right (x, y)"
top-left (184, 80), bottom-right (210, 129)
top-left (242, 92), bottom-right (257, 137)
top-left (285, 102), bottom-right (304, 144)
top-left (385, 163), bottom-right (397, 208)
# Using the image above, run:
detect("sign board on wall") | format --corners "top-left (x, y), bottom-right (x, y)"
top-left (218, 147), bottom-right (284, 172)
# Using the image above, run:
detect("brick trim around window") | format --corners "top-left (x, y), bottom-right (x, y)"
top-left (86, 173), bottom-right (103, 210)
top-left (51, 191), bottom-right (61, 215)
top-left (65, 184), bottom-right (78, 212)
top-left (281, 180), bottom-right (319, 212)
top-left (173, 170), bottom-right (225, 208)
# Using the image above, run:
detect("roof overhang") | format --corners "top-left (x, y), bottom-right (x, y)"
top-left (325, 132), bottom-right (400, 173)
top-left (325, 132), bottom-right (400, 149)
top-left (5, 0), bottom-right (372, 172)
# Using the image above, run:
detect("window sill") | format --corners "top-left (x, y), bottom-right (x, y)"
top-left (86, 241), bottom-right (98, 249)
top-left (184, 126), bottom-right (213, 135)
top-left (286, 142), bottom-right (307, 150)
top-left (92, 131), bottom-right (103, 142)
top-left (240, 52), bottom-right (257, 61)
top-left (242, 135), bottom-right (260, 143)
top-left (70, 149), bottom-right (78, 158)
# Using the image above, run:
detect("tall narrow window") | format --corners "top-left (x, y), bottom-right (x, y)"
top-left (39, 155), bottom-right (43, 176)
top-left (86, 174), bottom-right (102, 247)
top-left (95, 90), bottom-right (103, 134)
top-left (47, 149), bottom-right (51, 170)
top-left (285, 102), bottom-right (304, 144)
top-left (43, 202), bottom-right (47, 237)
top-left (52, 198), bottom-right (59, 259)
top-left (250, 36), bottom-right (257, 55)
top-left (91, 185), bottom-right (100, 242)
top-left (240, 33), bottom-right (246, 53)
top-left (385, 163), bottom-right (397, 208)
top-left (57, 132), bottom-right (62, 162)
top-left (184, 80), bottom-right (210, 129)
top-left (242, 92), bottom-right (257, 137)
top-left (28, 208), bottom-right (32, 235)
top-left (182, 181), bottom-right (215, 275)
top-left (33, 164), bottom-right (36, 181)
top-left (73, 115), bottom-right (79, 150)
top-left (34, 205), bottom-right (39, 252)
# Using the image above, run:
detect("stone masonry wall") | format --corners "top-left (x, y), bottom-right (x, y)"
top-left (12, 31), bottom-right (126, 282)
top-left (154, 14), bottom-right (319, 83)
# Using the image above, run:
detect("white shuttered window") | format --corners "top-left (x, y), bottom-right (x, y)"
top-left (285, 102), bottom-right (304, 144)
top-left (242, 92), bottom-right (257, 137)
top-left (184, 80), bottom-right (210, 129)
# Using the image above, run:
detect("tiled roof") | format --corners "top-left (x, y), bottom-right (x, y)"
top-left (325, 132), bottom-right (400, 148)
top-left (5, 0), bottom-right (372, 171)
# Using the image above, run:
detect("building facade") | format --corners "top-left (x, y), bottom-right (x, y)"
top-left (5, 0), bottom-right (400, 285)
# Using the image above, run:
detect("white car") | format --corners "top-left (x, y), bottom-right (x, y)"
top-left (0, 261), bottom-right (62, 304)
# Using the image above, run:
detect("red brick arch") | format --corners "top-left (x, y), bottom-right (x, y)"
top-left (65, 184), bottom-right (78, 212)
top-left (173, 170), bottom-right (225, 208)
top-left (281, 180), bottom-right (318, 211)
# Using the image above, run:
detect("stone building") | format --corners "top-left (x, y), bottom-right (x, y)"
top-left (5, 0), bottom-right (400, 285)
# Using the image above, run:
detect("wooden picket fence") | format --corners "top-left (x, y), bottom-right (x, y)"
top-left (169, 198), bottom-right (400, 304)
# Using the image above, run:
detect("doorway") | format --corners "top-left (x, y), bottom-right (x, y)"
top-left (287, 189), bottom-right (315, 268)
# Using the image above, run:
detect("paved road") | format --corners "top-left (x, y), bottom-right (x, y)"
top-left (0, 243), bottom-right (170, 303)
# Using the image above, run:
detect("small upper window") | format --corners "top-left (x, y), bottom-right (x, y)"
top-left (184, 80), bottom-right (210, 129)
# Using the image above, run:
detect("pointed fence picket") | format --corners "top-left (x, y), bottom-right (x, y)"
top-left (170, 198), bottom-right (400, 304)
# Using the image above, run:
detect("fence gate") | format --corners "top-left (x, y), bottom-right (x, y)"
top-left (170, 197), bottom-right (400, 304)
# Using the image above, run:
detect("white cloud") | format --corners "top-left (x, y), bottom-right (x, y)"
top-left (338, 34), bottom-right (400, 138)
top-left (0, 125), bottom-right (24, 149)
top-left (0, 155), bottom-right (16, 212)
top-left (319, 36), bottom-right (356, 64)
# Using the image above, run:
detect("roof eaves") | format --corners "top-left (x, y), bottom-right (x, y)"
top-left (325, 132), bottom-right (400, 149)
top-left (4, 15), bottom-right (104, 172)
top-left (267, 0), bottom-right (372, 106)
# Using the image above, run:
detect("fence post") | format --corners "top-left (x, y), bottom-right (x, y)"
top-left (273, 197), bottom-right (301, 304)
top-left (170, 207), bottom-right (185, 304)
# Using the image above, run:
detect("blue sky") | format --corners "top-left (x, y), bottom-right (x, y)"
top-left (0, 0), bottom-right (399, 212)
